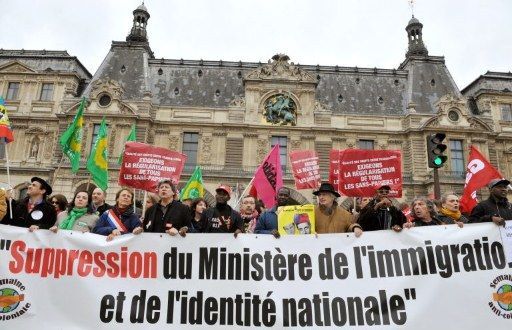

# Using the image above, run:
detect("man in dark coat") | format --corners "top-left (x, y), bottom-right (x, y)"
top-left (13, 177), bottom-right (56, 231)
top-left (143, 179), bottom-right (191, 236)
top-left (469, 178), bottom-right (512, 226)
top-left (357, 184), bottom-right (406, 232)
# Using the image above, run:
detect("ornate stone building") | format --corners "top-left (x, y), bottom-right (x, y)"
top-left (1, 4), bottom-right (511, 205)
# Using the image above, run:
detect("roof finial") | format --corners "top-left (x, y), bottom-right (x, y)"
top-left (409, 0), bottom-right (415, 17)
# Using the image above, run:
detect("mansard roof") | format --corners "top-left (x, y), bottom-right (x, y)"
top-left (85, 41), bottom-right (461, 116)
top-left (0, 49), bottom-right (92, 79)
top-left (461, 71), bottom-right (512, 97)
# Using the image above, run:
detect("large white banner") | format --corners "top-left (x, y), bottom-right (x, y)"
top-left (0, 224), bottom-right (511, 329)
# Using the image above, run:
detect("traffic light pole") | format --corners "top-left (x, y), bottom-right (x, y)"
top-left (433, 167), bottom-right (441, 200)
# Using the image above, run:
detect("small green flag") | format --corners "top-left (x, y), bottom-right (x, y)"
top-left (60, 98), bottom-right (85, 173)
top-left (180, 166), bottom-right (204, 200)
top-left (87, 118), bottom-right (109, 191)
top-left (118, 124), bottom-right (137, 164)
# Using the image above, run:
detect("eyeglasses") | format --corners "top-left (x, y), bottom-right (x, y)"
top-left (51, 201), bottom-right (58, 205)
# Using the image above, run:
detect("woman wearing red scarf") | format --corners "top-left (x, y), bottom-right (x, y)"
top-left (93, 188), bottom-right (143, 241)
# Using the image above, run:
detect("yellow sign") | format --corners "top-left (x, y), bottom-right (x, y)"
top-left (277, 204), bottom-right (315, 235)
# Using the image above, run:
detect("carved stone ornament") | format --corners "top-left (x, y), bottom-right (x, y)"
top-left (291, 140), bottom-right (302, 150)
top-left (257, 139), bottom-right (268, 162)
top-left (90, 79), bottom-right (125, 99)
top-left (201, 136), bottom-right (212, 162)
top-left (263, 93), bottom-right (297, 126)
top-left (245, 54), bottom-right (317, 83)
top-left (168, 135), bottom-right (180, 151)
top-left (435, 93), bottom-right (467, 115)
top-left (314, 100), bottom-right (331, 112)
top-left (229, 95), bottom-right (246, 107)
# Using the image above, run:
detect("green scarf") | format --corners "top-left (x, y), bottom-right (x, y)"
top-left (59, 207), bottom-right (88, 230)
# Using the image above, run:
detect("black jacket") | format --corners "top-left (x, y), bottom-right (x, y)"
top-left (200, 204), bottom-right (243, 233)
top-left (143, 200), bottom-right (192, 233)
top-left (469, 195), bottom-right (512, 223)
top-left (357, 199), bottom-right (406, 231)
top-left (413, 216), bottom-right (444, 227)
top-left (12, 197), bottom-right (56, 229)
top-left (437, 213), bottom-right (469, 225)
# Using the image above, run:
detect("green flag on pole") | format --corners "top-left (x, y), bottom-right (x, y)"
top-left (59, 98), bottom-right (85, 173)
top-left (87, 118), bottom-right (109, 191)
top-left (180, 166), bottom-right (204, 200)
top-left (118, 124), bottom-right (136, 164)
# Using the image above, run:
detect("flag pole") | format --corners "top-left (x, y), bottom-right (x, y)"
top-left (3, 139), bottom-right (13, 219)
top-left (133, 188), bottom-right (137, 213)
top-left (86, 175), bottom-right (91, 192)
top-left (234, 177), bottom-right (254, 208)
top-left (51, 155), bottom-right (65, 186)
top-left (141, 190), bottom-right (148, 218)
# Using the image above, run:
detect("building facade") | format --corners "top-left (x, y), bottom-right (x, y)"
top-left (1, 4), bottom-right (511, 205)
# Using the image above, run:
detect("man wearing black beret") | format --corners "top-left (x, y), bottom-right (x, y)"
top-left (12, 177), bottom-right (56, 231)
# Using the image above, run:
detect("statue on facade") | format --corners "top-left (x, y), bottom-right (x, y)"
top-left (264, 93), bottom-right (297, 126)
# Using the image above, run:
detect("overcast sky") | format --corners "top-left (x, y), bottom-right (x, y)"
top-left (2, 0), bottom-right (511, 89)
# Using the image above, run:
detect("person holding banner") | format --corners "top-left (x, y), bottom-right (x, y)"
top-left (357, 184), bottom-right (406, 232)
top-left (404, 197), bottom-right (444, 227)
top-left (436, 193), bottom-right (468, 226)
top-left (143, 179), bottom-right (191, 236)
top-left (50, 190), bottom-right (98, 233)
top-left (255, 187), bottom-right (294, 237)
top-left (93, 188), bottom-right (143, 241)
top-left (12, 177), bottom-right (56, 231)
top-left (469, 178), bottom-right (512, 226)
top-left (201, 184), bottom-right (243, 236)
top-left (240, 195), bottom-right (259, 233)
top-left (313, 182), bottom-right (363, 236)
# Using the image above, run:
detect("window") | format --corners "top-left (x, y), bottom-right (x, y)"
top-left (271, 136), bottom-right (287, 170)
top-left (183, 132), bottom-right (199, 170)
top-left (450, 140), bottom-right (464, 174)
top-left (501, 104), bottom-right (512, 121)
top-left (6, 82), bottom-right (20, 100)
top-left (40, 83), bottom-right (54, 101)
top-left (358, 139), bottom-right (374, 150)
top-left (90, 123), bottom-right (109, 153)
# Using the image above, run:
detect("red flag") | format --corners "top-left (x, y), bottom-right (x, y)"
top-left (459, 145), bottom-right (503, 214)
top-left (0, 97), bottom-right (14, 143)
top-left (252, 144), bottom-right (283, 208)
top-left (289, 150), bottom-right (321, 190)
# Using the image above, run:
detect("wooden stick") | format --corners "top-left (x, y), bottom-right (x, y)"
top-left (3, 140), bottom-right (13, 219)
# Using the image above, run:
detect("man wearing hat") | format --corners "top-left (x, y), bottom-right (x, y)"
top-left (314, 182), bottom-right (362, 236)
top-left (357, 184), bottom-right (406, 231)
top-left (143, 179), bottom-right (191, 236)
top-left (469, 178), bottom-right (512, 226)
top-left (200, 184), bottom-right (243, 236)
top-left (13, 177), bottom-right (56, 231)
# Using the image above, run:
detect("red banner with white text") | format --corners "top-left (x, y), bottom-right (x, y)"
top-left (337, 149), bottom-right (402, 197)
top-left (289, 150), bottom-right (321, 190)
top-left (118, 142), bottom-right (187, 192)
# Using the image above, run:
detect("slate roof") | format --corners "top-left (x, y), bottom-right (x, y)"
top-left (461, 71), bottom-right (512, 97)
top-left (0, 49), bottom-right (92, 79)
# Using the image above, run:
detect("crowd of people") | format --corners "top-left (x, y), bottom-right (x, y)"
top-left (0, 176), bottom-right (509, 240)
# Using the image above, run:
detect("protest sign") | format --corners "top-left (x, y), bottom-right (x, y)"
top-left (119, 142), bottom-right (187, 192)
top-left (277, 204), bottom-right (316, 235)
top-left (337, 149), bottom-right (402, 197)
top-left (328, 149), bottom-right (341, 195)
top-left (1, 224), bottom-right (511, 329)
top-left (289, 150), bottom-right (321, 190)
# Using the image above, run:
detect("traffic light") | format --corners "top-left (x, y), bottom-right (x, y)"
top-left (426, 133), bottom-right (447, 168)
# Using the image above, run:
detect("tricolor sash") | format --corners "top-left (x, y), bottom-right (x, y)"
top-left (106, 209), bottom-right (128, 233)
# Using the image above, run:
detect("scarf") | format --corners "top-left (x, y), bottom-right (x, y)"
top-left (59, 207), bottom-right (88, 230)
top-left (440, 207), bottom-right (461, 221)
